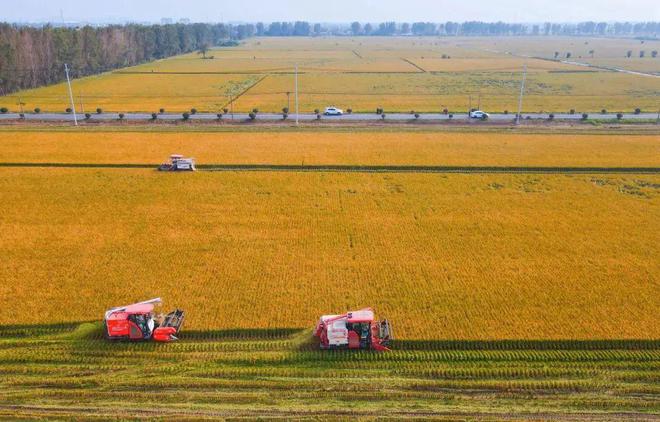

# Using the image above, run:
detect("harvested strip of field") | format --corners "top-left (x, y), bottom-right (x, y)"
top-left (0, 168), bottom-right (657, 339)
top-left (0, 326), bottom-right (658, 419)
top-left (0, 131), bottom-right (658, 167)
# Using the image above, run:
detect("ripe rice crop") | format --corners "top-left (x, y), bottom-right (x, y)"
top-left (0, 130), bottom-right (659, 168)
top-left (456, 36), bottom-right (660, 75)
top-left (0, 167), bottom-right (657, 339)
top-left (3, 73), bottom-right (260, 113)
top-left (232, 71), bottom-right (660, 113)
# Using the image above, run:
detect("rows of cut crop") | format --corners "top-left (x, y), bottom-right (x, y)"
top-left (1, 324), bottom-right (658, 418)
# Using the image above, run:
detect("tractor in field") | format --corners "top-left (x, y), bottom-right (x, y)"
top-left (314, 308), bottom-right (392, 351)
top-left (104, 298), bottom-right (184, 342)
top-left (158, 154), bottom-right (196, 171)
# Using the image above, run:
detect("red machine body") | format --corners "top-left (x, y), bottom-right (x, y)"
top-left (314, 308), bottom-right (392, 351)
top-left (104, 298), bottom-right (184, 342)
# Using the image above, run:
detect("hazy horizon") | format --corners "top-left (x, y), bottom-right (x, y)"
top-left (2, 0), bottom-right (659, 24)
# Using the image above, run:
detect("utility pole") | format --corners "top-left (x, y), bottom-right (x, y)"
top-left (516, 64), bottom-right (527, 125)
top-left (229, 93), bottom-right (234, 120)
top-left (286, 91), bottom-right (290, 112)
top-left (64, 63), bottom-right (77, 126)
top-left (79, 91), bottom-right (85, 114)
top-left (468, 95), bottom-right (471, 116)
top-left (294, 64), bottom-right (299, 126)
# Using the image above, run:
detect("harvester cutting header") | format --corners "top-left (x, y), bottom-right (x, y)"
top-left (314, 308), bottom-right (392, 351)
top-left (104, 298), bottom-right (184, 342)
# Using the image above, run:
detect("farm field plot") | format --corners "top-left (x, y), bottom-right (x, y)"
top-left (456, 36), bottom-right (660, 75)
top-left (1, 130), bottom-right (659, 168)
top-left (7, 72), bottom-right (261, 113)
top-left (1, 166), bottom-right (657, 339)
top-left (408, 57), bottom-right (578, 72)
top-left (127, 49), bottom-right (416, 73)
top-left (235, 69), bottom-right (660, 112)
top-left (2, 36), bottom-right (658, 113)
top-left (0, 325), bottom-right (658, 420)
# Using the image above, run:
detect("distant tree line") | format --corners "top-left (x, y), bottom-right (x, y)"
top-left (251, 21), bottom-right (659, 37)
top-left (0, 22), bottom-right (254, 95)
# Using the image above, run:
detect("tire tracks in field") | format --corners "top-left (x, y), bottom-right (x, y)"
top-left (0, 404), bottom-right (654, 420)
top-left (1, 162), bottom-right (658, 174)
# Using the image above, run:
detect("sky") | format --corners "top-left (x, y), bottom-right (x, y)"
top-left (1, 0), bottom-right (658, 24)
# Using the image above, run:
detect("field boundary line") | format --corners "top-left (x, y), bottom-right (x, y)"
top-left (220, 75), bottom-right (269, 109)
top-left (202, 165), bottom-right (660, 174)
top-left (1, 162), bottom-right (658, 174)
top-left (401, 58), bottom-right (427, 73)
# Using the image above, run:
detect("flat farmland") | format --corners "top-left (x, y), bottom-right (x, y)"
top-left (8, 72), bottom-right (262, 113)
top-left (1, 326), bottom-right (658, 419)
top-left (234, 70), bottom-right (660, 113)
top-left (1, 130), bottom-right (659, 167)
top-left (2, 36), bottom-right (658, 113)
top-left (456, 36), bottom-right (660, 75)
top-left (0, 129), bottom-right (658, 340)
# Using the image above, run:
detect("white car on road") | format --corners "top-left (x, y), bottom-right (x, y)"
top-left (469, 110), bottom-right (489, 119)
top-left (324, 107), bottom-right (343, 116)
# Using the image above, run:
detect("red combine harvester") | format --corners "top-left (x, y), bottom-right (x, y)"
top-left (314, 308), bottom-right (392, 351)
top-left (104, 298), bottom-right (184, 342)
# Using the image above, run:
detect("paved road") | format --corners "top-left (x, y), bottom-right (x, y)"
top-left (0, 112), bottom-right (658, 123)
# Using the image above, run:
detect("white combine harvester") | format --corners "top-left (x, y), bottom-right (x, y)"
top-left (158, 154), bottom-right (196, 171)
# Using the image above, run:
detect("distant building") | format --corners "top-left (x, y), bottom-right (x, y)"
top-left (179, 18), bottom-right (190, 24)
top-left (161, 18), bottom-right (173, 25)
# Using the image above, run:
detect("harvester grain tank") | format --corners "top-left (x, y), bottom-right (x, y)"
top-left (314, 308), bottom-right (392, 351)
top-left (104, 298), bottom-right (184, 342)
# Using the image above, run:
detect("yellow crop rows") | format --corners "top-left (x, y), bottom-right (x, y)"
top-left (1, 130), bottom-right (659, 167)
top-left (0, 164), bottom-right (657, 339)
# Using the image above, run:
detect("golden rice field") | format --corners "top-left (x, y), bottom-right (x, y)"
top-left (456, 36), bottom-right (660, 74)
top-left (232, 70), bottom-right (660, 113)
top-left (1, 130), bottom-right (659, 167)
top-left (0, 129), bottom-right (658, 340)
top-left (2, 36), bottom-right (658, 113)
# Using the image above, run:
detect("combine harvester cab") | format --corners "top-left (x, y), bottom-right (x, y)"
top-left (158, 154), bottom-right (196, 171)
top-left (314, 308), bottom-right (392, 351)
top-left (104, 298), bottom-right (185, 342)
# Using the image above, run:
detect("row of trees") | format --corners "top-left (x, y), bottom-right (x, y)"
top-left (347, 21), bottom-right (660, 36)
top-left (248, 21), bottom-right (660, 37)
top-left (0, 22), bottom-right (254, 95)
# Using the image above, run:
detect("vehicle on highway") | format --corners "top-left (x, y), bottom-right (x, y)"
top-left (469, 110), bottom-right (489, 119)
top-left (324, 107), bottom-right (343, 116)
